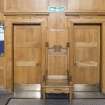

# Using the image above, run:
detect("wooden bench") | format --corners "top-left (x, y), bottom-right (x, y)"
top-left (41, 71), bottom-right (73, 104)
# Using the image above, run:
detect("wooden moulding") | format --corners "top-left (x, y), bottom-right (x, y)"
top-left (0, 13), bottom-right (4, 21)
top-left (4, 12), bottom-right (105, 17)
top-left (4, 12), bottom-right (49, 16)
top-left (65, 12), bottom-right (105, 16)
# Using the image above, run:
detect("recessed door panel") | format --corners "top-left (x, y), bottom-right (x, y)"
top-left (71, 24), bottom-right (100, 84)
top-left (14, 24), bottom-right (42, 85)
top-left (48, 55), bottom-right (68, 75)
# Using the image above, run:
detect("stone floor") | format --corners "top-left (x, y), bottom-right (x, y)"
top-left (1, 90), bottom-right (105, 105)
top-left (6, 99), bottom-right (105, 105)
top-left (0, 93), bottom-right (12, 105)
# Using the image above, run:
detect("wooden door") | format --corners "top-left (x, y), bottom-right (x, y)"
top-left (70, 24), bottom-right (100, 85)
top-left (13, 24), bottom-right (42, 86)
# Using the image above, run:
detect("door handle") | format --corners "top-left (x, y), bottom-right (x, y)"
top-left (73, 57), bottom-right (76, 66)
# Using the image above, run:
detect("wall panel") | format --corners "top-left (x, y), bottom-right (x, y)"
top-left (68, 0), bottom-right (105, 12)
top-left (1, 0), bottom-right (105, 94)
top-left (0, 59), bottom-right (6, 89)
top-left (4, 0), bottom-right (48, 13)
top-left (4, 0), bottom-right (105, 13)
top-left (0, 0), bottom-right (4, 13)
top-left (0, 0), bottom-right (5, 88)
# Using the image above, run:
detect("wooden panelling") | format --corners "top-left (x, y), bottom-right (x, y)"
top-left (4, 16), bottom-right (47, 91)
top-left (46, 0), bottom-right (69, 77)
top-left (102, 23), bottom-right (105, 93)
top-left (68, 18), bottom-right (105, 86)
top-left (68, 0), bottom-right (105, 12)
top-left (1, 0), bottom-right (105, 94)
top-left (0, 60), bottom-right (5, 89)
top-left (0, 0), bottom-right (4, 13)
top-left (2, 0), bottom-right (105, 13)
top-left (48, 55), bottom-right (67, 75)
top-left (4, 0), bottom-right (48, 13)
top-left (0, 0), bottom-right (5, 88)
top-left (14, 24), bottom-right (42, 84)
top-left (0, 13), bottom-right (4, 20)
top-left (48, 0), bottom-right (68, 10)
top-left (72, 24), bottom-right (100, 84)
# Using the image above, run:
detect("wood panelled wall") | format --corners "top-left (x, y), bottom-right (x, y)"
top-left (0, 0), bottom-right (3, 13)
top-left (68, 0), bottom-right (105, 12)
top-left (3, 0), bottom-right (105, 13)
top-left (4, 16), bottom-right (48, 91)
top-left (4, 0), bottom-right (48, 13)
top-left (0, 0), bottom-right (4, 89)
top-left (0, 0), bottom-right (105, 93)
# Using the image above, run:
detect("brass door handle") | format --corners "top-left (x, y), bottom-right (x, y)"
top-left (73, 57), bottom-right (76, 66)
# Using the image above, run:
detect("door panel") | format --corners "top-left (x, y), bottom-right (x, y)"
top-left (48, 55), bottom-right (67, 75)
top-left (14, 24), bottom-right (42, 85)
top-left (71, 24), bottom-right (100, 84)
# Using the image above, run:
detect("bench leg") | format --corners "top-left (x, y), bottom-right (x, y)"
top-left (43, 92), bottom-right (46, 100)
top-left (69, 89), bottom-right (73, 104)
top-left (41, 87), bottom-right (46, 100)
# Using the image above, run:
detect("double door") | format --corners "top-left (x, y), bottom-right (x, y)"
top-left (13, 21), bottom-right (100, 91)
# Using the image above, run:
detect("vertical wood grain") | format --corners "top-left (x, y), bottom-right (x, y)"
top-left (69, 22), bottom-right (101, 85)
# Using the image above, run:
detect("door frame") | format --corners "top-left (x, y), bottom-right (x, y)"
top-left (67, 17), bottom-right (105, 93)
top-left (5, 18), bottom-right (47, 92)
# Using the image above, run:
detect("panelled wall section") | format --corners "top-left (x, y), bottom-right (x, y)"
top-left (0, 0), bottom-right (105, 93)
